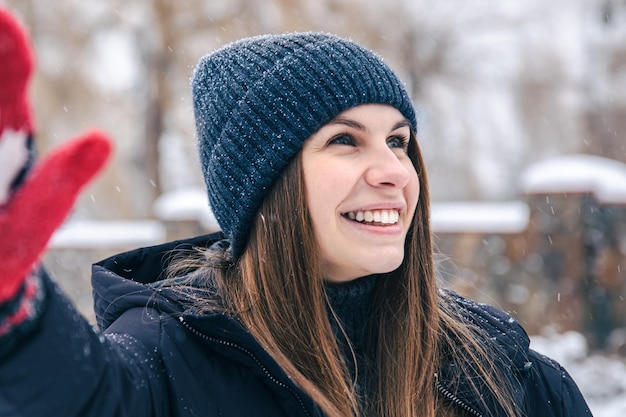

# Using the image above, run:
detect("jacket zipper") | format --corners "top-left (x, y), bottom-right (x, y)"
top-left (435, 373), bottom-right (483, 417)
top-left (179, 317), bottom-right (313, 417)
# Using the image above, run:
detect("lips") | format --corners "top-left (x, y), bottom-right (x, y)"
top-left (343, 209), bottom-right (400, 225)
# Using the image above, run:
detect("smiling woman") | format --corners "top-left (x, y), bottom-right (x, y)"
top-left (302, 104), bottom-right (419, 282)
top-left (0, 11), bottom-right (593, 417)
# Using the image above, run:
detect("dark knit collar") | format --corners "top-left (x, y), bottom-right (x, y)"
top-left (324, 274), bottom-right (378, 333)
top-left (324, 274), bottom-right (378, 392)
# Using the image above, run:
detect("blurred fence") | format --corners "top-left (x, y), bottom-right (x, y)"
top-left (436, 154), bottom-right (626, 352)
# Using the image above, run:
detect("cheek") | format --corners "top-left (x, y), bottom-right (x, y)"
top-left (304, 160), bottom-right (343, 208)
top-left (405, 165), bottom-right (420, 209)
top-left (303, 163), bottom-right (332, 226)
top-left (306, 182), bottom-right (337, 226)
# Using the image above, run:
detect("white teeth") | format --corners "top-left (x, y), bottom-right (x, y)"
top-left (345, 209), bottom-right (399, 225)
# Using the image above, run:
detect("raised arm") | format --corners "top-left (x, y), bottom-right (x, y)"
top-left (0, 8), bottom-right (168, 416)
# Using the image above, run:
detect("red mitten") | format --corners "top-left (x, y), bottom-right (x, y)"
top-left (0, 7), bottom-right (35, 205)
top-left (0, 8), bottom-right (34, 135)
top-left (0, 9), bottom-right (113, 305)
top-left (0, 131), bottom-right (112, 303)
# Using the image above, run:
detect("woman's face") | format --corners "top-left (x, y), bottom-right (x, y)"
top-left (301, 104), bottom-right (420, 282)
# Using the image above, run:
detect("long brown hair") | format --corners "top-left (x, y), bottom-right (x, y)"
top-left (168, 131), bottom-right (519, 417)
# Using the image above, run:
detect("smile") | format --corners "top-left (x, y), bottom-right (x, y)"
top-left (343, 209), bottom-right (400, 225)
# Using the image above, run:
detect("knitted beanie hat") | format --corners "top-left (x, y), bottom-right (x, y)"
top-left (192, 32), bottom-right (417, 258)
top-left (0, 8), bottom-right (34, 135)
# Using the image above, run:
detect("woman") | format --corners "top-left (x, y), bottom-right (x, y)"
top-left (0, 9), bottom-right (591, 416)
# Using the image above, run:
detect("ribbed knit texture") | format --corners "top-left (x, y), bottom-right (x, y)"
top-left (191, 32), bottom-right (417, 257)
top-left (325, 274), bottom-right (378, 406)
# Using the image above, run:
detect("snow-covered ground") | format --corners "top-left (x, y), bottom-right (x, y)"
top-left (531, 329), bottom-right (626, 417)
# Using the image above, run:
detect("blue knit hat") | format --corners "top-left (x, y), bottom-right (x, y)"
top-left (192, 32), bottom-right (417, 258)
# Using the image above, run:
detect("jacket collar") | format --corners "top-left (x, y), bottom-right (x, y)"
top-left (91, 232), bottom-right (224, 331)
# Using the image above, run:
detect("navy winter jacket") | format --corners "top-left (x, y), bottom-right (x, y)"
top-left (0, 233), bottom-right (592, 416)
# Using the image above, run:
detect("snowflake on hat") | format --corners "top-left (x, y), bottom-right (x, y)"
top-left (0, 8), bottom-right (112, 310)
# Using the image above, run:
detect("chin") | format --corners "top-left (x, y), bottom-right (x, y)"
top-left (366, 255), bottom-right (405, 275)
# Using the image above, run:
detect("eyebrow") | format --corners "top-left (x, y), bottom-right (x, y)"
top-left (328, 117), bottom-right (410, 132)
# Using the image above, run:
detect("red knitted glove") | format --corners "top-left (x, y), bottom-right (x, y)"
top-left (0, 7), bottom-right (35, 206)
top-left (0, 9), bottom-right (113, 305)
top-left (0, 132), bottom-right (112, 303)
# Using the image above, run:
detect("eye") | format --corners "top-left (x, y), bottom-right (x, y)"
top-left (387, 135), bottom-right (409, 151)
top-left (327, 133), bottom-right (356, 147)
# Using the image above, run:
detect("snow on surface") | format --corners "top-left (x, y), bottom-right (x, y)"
top-left (531, 329), bottom-right (626, 417)
top-left (153, 187), bottom-right (220, 232)
top-left (520, 154), bottom-right (626, 204)
top-left (50, 220), bottom-right (165, 249)
top-left (431, 201), bottom-right (529, 234)
top-left (50, 187), bottom-right (219, 250)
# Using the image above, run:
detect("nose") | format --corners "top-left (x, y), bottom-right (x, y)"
top-left (364, 146), bottom-right (412, 189)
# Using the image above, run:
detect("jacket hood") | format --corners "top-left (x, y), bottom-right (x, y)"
top-left (91, 232), bottom-right (225, 332)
